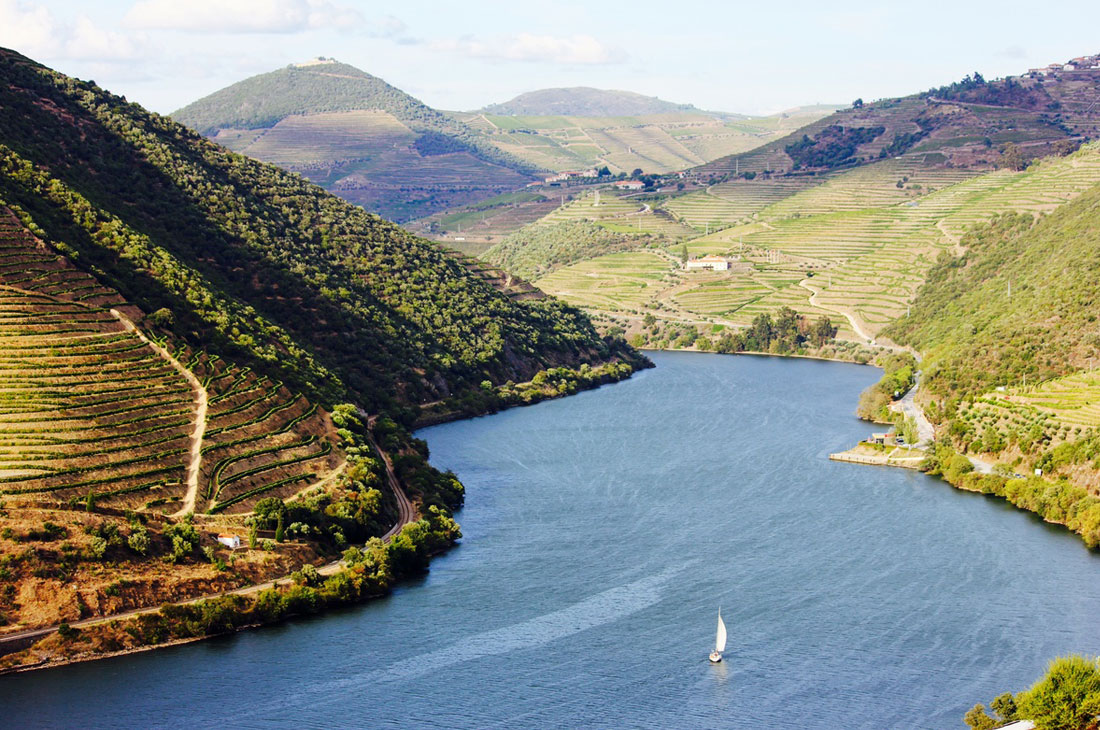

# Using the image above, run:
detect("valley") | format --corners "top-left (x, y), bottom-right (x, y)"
top-left (2, 18), bottom-right (1100, 726)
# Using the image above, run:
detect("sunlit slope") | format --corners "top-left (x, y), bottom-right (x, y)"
top-left (536, 144), bottom-right (1100, 341)
top-left (463, 108), bottom-right (838, 175)
top-left (0, 210), bottom-right (340, 515)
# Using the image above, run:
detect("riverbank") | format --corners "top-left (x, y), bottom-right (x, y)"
top-left (415, 357), bottom-right (647, 428)
top-left (0, 508), bottom-right (461, 674)
top-left (1, 358), bottom-right (647, 673)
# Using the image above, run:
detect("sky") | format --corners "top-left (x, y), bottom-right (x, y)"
top-left (1, 0), bottom-right (1099, 116)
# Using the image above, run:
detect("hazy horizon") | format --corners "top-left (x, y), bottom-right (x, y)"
top-left (2, 0), bottom-right (1099, 116)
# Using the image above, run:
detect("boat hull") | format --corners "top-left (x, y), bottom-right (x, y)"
top-left (709, 651), bottom-right (723, 663)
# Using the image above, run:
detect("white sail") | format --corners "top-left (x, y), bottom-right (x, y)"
top-left (715, 610), bottom-right (727, 653)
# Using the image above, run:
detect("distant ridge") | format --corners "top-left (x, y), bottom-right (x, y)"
top-left (170, 59), bottom-right (537, 221)
top-left (480, 87), bottom-right (701, 117)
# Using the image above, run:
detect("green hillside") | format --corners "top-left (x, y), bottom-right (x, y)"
top-left (484, 221), bottom-right (656, 279)
top-left (887, 191), bottom-right (1100, 399)
top-left (0, 48), bottom-right (646, 650)
top-left (882, 182), bottom-right (1100, 547)
top-left (0, 49), bottom-right (641, 415)
top-left (170, 60), bottom-right (536, 221)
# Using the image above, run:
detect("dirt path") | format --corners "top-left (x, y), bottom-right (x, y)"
top-left (108, 309), bottom-right (208, 518)
top-left (0, 286), bottom-right (208, 513)
top-left (0, 412), bottom-right (417, 652)
top-left (797, 279), bottom-right (877, 343)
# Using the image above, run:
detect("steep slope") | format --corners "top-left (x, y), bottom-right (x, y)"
top-left (880, 182), bottom-right (1100, 546)
top-left (171, 59), bottom-right (536, 221)
top-left (885, 181), bottom-right (1100, 484)
top-left (481, 87), bottom-right (698, 116)
top-left (0, 48), bottom-right (641, 417)
top-left (696, 56), bottom-right (1100, 181)
top-left (886, 186), bottom-right (1100, 401)
top-left (0, 48), bottom-right (646, 651)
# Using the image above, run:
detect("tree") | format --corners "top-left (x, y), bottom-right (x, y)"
top-left (631, 168), bottom-right (643, 178)
top-left (597, 166), bottom-right (610, 177)
top-left (811, 315), bottom-right (838, 346)
top-left (1000, 143), bottom-right (1027, 171)
top-left (678, 244), bottom-right (688, 264)
top-left (990, 693), bottom-right (1018, 724)
top-left (963, 704), bottom-right (996, 730)
top-left (1016, 655), bottom-right (1100, 730)
top-left (148, 307), bottom-right (174, 328)
top-left (127, 527), bottom-right (150, 555)
top-left (852, 98), bottom-right (864, 109)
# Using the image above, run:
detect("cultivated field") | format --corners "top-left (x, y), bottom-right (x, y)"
top-left (531, 144), bottom-right (1100, 343)
top-left (0, 210), bottom-right (340, 515)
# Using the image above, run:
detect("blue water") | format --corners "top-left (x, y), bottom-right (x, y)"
top-left (3, 352), bottom-right (1099, 729)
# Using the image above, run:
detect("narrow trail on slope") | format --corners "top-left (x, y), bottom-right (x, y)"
top-left (108, 309), bottom-right (208, 518)
top-left (797, 279), bottom-right (878, 344)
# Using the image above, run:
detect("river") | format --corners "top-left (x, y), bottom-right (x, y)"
top-left (3, 351), bottom-right (1099, 729)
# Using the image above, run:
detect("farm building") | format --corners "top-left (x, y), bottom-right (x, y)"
top-left (216, 534), bottom-right (241, 549)
top-left (685, 255), bottom-right (730, 271)
top-left (613, 180), bottom-right (645, 190)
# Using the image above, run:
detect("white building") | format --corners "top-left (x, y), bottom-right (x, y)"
top-left (613, 180), bottom-right (645, 191)
top-left (216, 534), bottom-right (241, 549)
top-left (685, 255), bottom-right (729, 271)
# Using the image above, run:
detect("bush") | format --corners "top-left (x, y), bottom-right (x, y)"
top-left (1016, 656), bottom-right (1100, 730)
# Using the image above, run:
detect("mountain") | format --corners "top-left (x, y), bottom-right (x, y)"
top-left (0, 47), bottom-right (644, 649)
top-left (451, 105), bottom-right (834, 179)
top-left (696, 55), bottom-right (1100, 179)
top-left (171, 59), bottom-right (537, 221)
top-left (480, 87), bottom-right (699, 117)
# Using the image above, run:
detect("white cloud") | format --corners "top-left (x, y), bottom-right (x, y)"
top-left (0, 0), bottom-right (61, 57)
top-left (124, 0), bottom-right (363, 34)
top-left (435, 33), bottom-right (625, 65)
top-left (0, 1), bottom-right (147, 61)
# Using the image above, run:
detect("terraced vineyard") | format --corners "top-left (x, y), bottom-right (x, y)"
top-left (215, 110), bottom-right (416, 167)
top-left (531, 144), bottom-right (1100, 344)
top-left (663, 176), bottom-right (824, 227)
top-left (970, 370), bottom-right (1100, 446)
top-left (535, 251), bottom-right (675, 311)
top-left (536, 190), bottom-right (697, 238)
top-left (0, 209), bottom-right (340, 515)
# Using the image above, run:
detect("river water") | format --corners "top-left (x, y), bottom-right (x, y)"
top-left (3, 352), bottom-right (1099, 729)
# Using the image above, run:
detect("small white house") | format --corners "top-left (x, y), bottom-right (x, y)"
top-left (685, 255), bottom-right (730, 271)
top-left (613, 180), bottom-right (645, 190)
top-left (216, 534), bottom-right (241, 549)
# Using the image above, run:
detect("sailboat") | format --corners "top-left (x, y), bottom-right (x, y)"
top-left (709, 608), bottom-right (727, 663)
